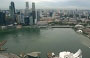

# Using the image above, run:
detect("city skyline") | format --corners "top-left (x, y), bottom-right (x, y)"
top-left (0, 0), bottom-right (90, 9)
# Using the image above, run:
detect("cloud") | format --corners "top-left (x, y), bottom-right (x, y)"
top-left (25, 0), bottom-right (71, 3)
top-left (0, 0), bottom-right (90, 9)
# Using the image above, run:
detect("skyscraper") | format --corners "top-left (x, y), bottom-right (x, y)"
top-left (20, 13), bottom-right (25, 24)
top-left (9, 1), bottom-right (16, 23)
top-left (26, 2), bottom-right (29, 9)
top-left (29, 16), bottom-right (33, 25)
top-left (37, 10), bottom-right (40, 21)
top-left (25, 2), bottom-right (29, 16)
top-left (24, 16), bottom-right (30, 25)
top-left (0, 12), bottom-right (6, 26)
top-left (32, 2), bottom-right (36, 24)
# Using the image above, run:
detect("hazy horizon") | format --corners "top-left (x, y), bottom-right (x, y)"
top-left (0, 0), bottom-right (90, 10)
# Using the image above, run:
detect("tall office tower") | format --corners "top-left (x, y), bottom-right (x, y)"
top-left (79, 14), bottom-right (81, 19)
top-left (29, 16), bottom-right (33, 25)
top-left (16, 14), bottom-right (21, 24)
top-left (9, 1), bottom-right (16, 23)
top-left (37, 10), bottom-right (40, 21)
top-left (73, 11), bottom-right (76, 19)
top-left (26, 2), bottom-right (29, 9)
top-left (49, 11), bottom-right (53, 17)
top-left (20, 13), bottom-right (25, 24)
top-left (25, 2), bottom-right (29, 16)
top-left (32, 2), bottom-right (36, 24)
top-left (0, 12), bottom-right (6, 26)
top-left (86, 11), bottom-right (89, 19)
top-left (24, 16), bottom-right (30, 25)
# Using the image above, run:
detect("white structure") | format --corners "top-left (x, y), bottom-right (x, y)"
top-left (75, 25), bottom-right (84, 29)
top-left (37, 21), bottom-right (48, 26)
top-left (35, 9), bottom-right (37, 24)
top-left (1, 26), bottom-right (7, 30)
top-left (59, 49), bottom-right (82, 58)
top-left (76, 30), bottom-right (83, 33)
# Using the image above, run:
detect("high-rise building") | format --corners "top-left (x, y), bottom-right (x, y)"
top-left (25, 2), bottom-right (29, 16)
top-left (24, 16), bottom-right (30, 25)
top-left (15, 10), bottom-right (25, 25)
top-left (16, 14), bottom-right (21, 24)
top-left (49, 11), bottom-right (53, 17)
top-left (20, 13), bottom-right (25, 24)
top-left (0, 12), bottom-right (6, 26)
top-left (29, 16), bottom-right (33, 25)
top-left (26, 2), bottom-right (29, 9)
top-left (37, 10), bottom-right (40, 21)
top-left (10, 2), bottom-right (15, 13)
top-left (9, 1), bottom-right (16, 23)
top-left (32, 2), bottom-right (36, 24)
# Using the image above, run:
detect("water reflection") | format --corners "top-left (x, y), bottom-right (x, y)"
top-left (0, 28), bottom-right (40, 41)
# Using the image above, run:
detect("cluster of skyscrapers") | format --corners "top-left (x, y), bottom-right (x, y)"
top-left (1, 1), bottom-right (90, 26)
top-left (0, 1), bottom-right (40, 26)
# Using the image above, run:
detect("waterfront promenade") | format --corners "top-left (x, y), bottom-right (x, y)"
top-left (38, 25), bottom-right (74, 28)
top-left (2, 25), bottom-right (90, 29)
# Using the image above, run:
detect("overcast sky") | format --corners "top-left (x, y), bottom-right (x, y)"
top-left (0, 0), bottom-right (90, 9)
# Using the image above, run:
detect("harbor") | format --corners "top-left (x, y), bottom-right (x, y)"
top-left (0, 0), bottom-right (90, 57)
top-left (0, 40), bottom-right (83, 58)
top-left (0, 28), bottom-right (90, 58)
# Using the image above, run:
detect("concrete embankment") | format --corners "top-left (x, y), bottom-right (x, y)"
top-left (38, 26), bottom-right (74, 28)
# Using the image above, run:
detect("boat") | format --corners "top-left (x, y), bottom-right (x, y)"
top-left (20, 52), bottom-right (41, 58)
top-left (47, 49), bottom-right (82, 58)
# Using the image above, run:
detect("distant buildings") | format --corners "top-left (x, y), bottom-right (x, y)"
top-left (1, 1), bottom-right (90, 26)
